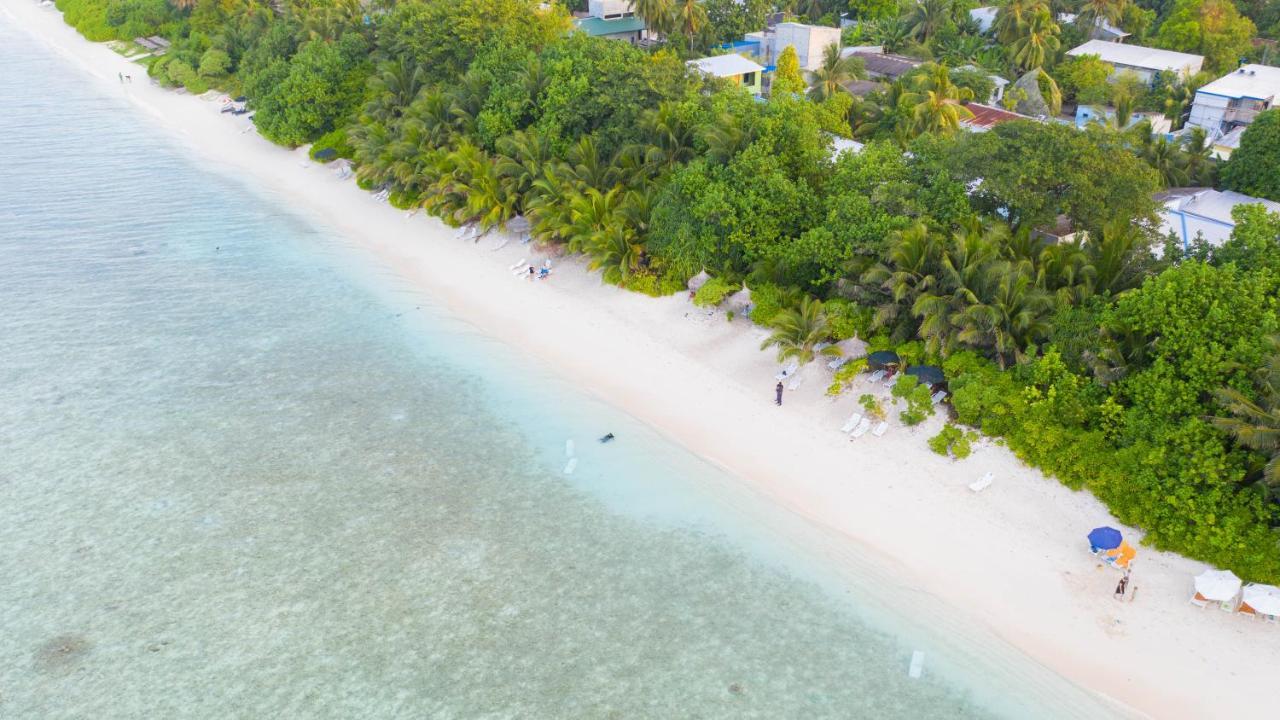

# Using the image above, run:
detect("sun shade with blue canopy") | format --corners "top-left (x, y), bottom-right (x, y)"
top-left (906, 365), bottom-right (945, 386)
top-left (1088, 526), bottom-right (1123, 551)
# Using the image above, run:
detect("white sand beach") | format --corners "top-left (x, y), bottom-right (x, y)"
top-left (8, 2), bottom-right (1280, 716)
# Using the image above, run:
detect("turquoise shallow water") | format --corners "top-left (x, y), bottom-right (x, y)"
top-left (0, 16), bottom-right (1122, 719)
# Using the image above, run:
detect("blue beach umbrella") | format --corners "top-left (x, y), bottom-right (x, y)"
top-left (1087, 526), bottom-right (1122, 551)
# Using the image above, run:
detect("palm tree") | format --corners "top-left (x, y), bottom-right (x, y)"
top-left (956, 260), bottom-right (1052, 369)
top-left (1143, 137), bottom-right (1189, 188)
top-left (905, 63), bottom-right (975, 136)
top-left (365, 59), bottom-right (427, 123)
top-left (672, 0), bottom-right (708, 40)
top-left (993, 0), bottom-right (1048, 44)
top-left (1009, 9), bottom-right (1060, 71)
top-left (908, 0), bottom-right (952, 43)
top-left (863, 222), bottom-right (943, 335)
top-left (641, 102), bottom-right (696, 171)
top-left (1210, 336), bottom-right (1280, 493)
top-left (760, 297), bottom-right (842, 364)
top-left (1181, 127), bottom-right (1215, 185)
top-left (587, 222), bottom-right (644, 285)
top-left (1075, 0), bottom-right (1125, 36)
top-left (495, 129), bottom-right (554, 213)
top-left (866, 17), bottom-right (914, 54)
top-left (807, 43), bottom-right (867, 100)
top-left (701, 112), bottom-right (754, 164)
top-left (632, 0), bottom-right (674, 39)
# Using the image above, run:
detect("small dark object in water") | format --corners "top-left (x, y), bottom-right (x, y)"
top-left (599, 433), bottom-right (615, 443)
top-left (728, 683), bottom-right (744, 695)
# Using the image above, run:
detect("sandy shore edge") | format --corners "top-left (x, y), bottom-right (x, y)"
top-left (7, 3), bottom-right (1279, 717)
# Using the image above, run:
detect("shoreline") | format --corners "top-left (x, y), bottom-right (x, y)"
top-left (8, 2), bottom-right (1279, 717)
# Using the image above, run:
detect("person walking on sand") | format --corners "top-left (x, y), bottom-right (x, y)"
top-left (118, 72), bottom-right (123, 83)
top-left (775, 381), bottom-right (784, 406)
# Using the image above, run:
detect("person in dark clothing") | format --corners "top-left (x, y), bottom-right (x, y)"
top-left (599, 433), bottom-right (615, 443)
top-left (775, 381), bottom-right (784, 406)
top-left (1114, 573), bottom-right (1129, 600)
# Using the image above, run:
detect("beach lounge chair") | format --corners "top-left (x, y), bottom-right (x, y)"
top-left (969, 472), bottom-right (994, 493)
top-left (775, 360), bottom-right (799, 381)
top-left (931, 390), bottom-right (948, 405)
top-left (787, 374), bottom-right (803, 391)
top-left (868, 369), bottom-right (886, 384)
top-left (840, 413), bottom-right (863, 433)
top-left (508, 258), bottom-right (526, 272)
top-left (871, 421), bottom-right (888, 437)
top-left (828, 356), bottom-right (851, 371)
top-left (849, 418), bottom-right (871, 438)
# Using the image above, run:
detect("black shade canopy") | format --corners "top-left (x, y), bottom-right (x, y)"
top-left (867, 350), bottom-right (901, 369)
top-left (906, 365), bottom-right (945, 386)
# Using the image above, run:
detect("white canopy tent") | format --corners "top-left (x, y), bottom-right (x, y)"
top-left (1241, 584), bottom-right (1280, 620)
top-left (1192, 569), bottom-right (1243, 610)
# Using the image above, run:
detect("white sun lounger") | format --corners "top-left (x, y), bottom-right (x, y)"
top-left (871, 421), bottom-right (888, 437)
top-left (931, 390), bottom-right (948, 405)
top-left (828, 356), bottom-right (851, 370)
top-left (868, 369), bottom-right (886, 383)
top-left (849, 418), bottom-right (872, 438)
top-left (840, 413), bottom-right (863, 433)
top-left (969, 472), bottom-right (994, 492)
top-left (775, 360), bottom-right (799, 381)
top-left (508, 258), bottom-right (526, 271)
top-left (787, 374), bottom-right (803, 391)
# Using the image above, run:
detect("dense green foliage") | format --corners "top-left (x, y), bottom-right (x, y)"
top-left (1221, 109), bottom-right (1280, 202)
top-left (57, 0), bottom-right (1280, 581)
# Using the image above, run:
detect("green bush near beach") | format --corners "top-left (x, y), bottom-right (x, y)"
top-left (53, 0), bottom-right (1280, 582)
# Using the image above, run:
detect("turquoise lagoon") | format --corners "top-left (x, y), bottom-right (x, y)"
top-left (0, 17), bottom-right (1122, 719)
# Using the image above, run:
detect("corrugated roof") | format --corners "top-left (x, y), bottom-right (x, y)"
top-left (574, 16), bottom-right (645, 36)
top-left (850, 52), bottom-right (921, 79)
top-left (1066, 40), bottom-right (1202, 73)
top-left (962, 103), bottom-right (1032, 129)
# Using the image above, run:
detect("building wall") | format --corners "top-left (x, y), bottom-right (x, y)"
top-left (1188, 91), bottom-right (1230, 133)
top-left (773, 23), bottom-right (841, 70)
top-left (588, 0), bottom-right (633, 19)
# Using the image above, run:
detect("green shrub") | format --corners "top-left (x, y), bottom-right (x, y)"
top-left (749, 283), bottom-right (802, 326)
top-left (891, 373), bottom-right (934, 425)
top-left (929, 423), bottom-right (976, 459)
top-left (859, 393), bottom-right (885, 420)
top-left (693, 277), bottom-right (734, 307)
top-left (199, 48), bottom-right (231, 79)
top-left (825, 298), bottom-right (872, 341)
top-left (164, 59), bottom-right (209, 95)
top-left (310, 127), bottom-right (353, 161)
top-left (826, 358), bottom-right (868, 396)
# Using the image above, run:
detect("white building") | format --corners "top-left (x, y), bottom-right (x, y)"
top-left (687, 54), bottom-right (765, 96)
top-left (1065, 40), bottom-right (1204, 84)
top-left (745, 22), bottom-right (841, 70)
top-left (1157, 188), bottom-right (1280, 251)
top-left (1187, 65), bottom-right (1280, 149)
top-left (587, 0), bottom-right (633, 18)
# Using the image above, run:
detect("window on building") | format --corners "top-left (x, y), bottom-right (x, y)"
top-left (742, 72), bottom-right (756, 86)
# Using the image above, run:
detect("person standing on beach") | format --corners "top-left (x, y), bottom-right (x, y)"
top-left (775, 381), bottom-right (783, 406)
top-left (118, 72), bottom-right (123, 83)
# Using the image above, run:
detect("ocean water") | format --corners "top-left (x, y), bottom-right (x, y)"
top-left (0, 15), bottom-right (1124, 720)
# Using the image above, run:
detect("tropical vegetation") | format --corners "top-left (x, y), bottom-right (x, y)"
top-left (54, 0), bottom-right (1280, 582)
